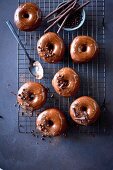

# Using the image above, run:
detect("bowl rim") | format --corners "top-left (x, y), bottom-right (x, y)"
top-left (57, 1), bottom-right (86, 31)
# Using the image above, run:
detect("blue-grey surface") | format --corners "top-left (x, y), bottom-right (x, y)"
top-left (0, 0), bottom-right (113, 170)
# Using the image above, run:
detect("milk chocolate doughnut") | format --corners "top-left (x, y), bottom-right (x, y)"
top-left (17, 82), bottom-right (47, 111)
top-left (36, 108), bottom-right (67, 136)
top-left (14, 2), bottom-right (42, 31)
top-left (70, 96), bottom-right (100, 126)
top-left (37, 32), bottom-right (65, 63)
top-left (70, 36), bottom-right (98, 63)
top-left (52, 67), bottom-right (80, 97)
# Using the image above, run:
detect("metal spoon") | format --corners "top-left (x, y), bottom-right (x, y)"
top-left (6, 20), bottom-right (43, 79)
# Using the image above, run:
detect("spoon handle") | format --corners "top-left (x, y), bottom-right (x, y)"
top-left (6, 20), bottom-right (31, 61)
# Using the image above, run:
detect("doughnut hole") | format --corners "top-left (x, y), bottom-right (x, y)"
top-left (78, 44), bottom-right (87, 53)
top-left (23, 13), bottom-right (29, 19)
top-left (47, 43), bottom-right (54, 52)
top-left (81, 106), bottom-right (87, 112)
top-left (46, 120), bottom-right (54, 127)
top-left (28, 93), bottom-right (35, 101)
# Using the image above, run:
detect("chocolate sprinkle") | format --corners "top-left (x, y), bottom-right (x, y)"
top-left (57, 3), bottom-right (82, 28)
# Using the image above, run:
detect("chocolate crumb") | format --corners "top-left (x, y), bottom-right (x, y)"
top-left (41, 137), bottom-right (45, 141)
top-left (36, 142), bottom-right (39, 144)
top-left (0, 115), bottom-right (3, 119)
top-left (22, 112), bottom-right (24, 116)
top-left (14, 103), bottom-right (18, 107)
top-left (32, 133), bottom-right (36, 137)
top-left (31, 130), bottom-right (34, 133)
top-left (63, 133), bottom-right (67, 137)
top-left (50, 94), bottom-right (54, 98)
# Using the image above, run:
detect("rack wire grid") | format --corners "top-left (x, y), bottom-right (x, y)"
top-left (18, 0), bottom-right (106, 134)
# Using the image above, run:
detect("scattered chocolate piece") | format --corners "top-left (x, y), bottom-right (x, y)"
top-left (19, 124), bottom-right (23, 127)
top-left (50, 94), bottom-right (54, 98)
top-left (21, 112), bottom-right (24, 116)
top-left (0, 115), bottom-right (3, 119)
top-left (41, 137), bottom-right (45, 141)
top-left (32, 133), bottom-right (36, 137)
top-left (31, 130), bottom-right (34, 133)
top-left (63, 133), bottom-right (67, 137)
top-left (14, 103), bottom-right (18, 107)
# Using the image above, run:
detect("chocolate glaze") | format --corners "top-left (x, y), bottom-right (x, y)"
top-left (52, 67), bottom-right (80, 97)
top-left (36, 108), bottom-right (67, 136)
top-left (70, 96), bottom-right (101, 126)
top-left (14, 2), bottom-right (42, 31)
top-left (17, 82), bottom-right (47, 111)
top-left (70, 36), bottom-right (99, 63)
top-left (37, 32), bottom-right (65, 63)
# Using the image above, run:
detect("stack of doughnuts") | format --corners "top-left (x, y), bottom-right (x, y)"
top-left (14, 2), bottom-right (101, 137)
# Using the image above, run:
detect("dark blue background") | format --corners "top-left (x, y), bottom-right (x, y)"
top-left (0, 0), bottom-right (113, 170)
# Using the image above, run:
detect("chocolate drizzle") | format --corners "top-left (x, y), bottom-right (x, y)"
top-left (57, 75), bottom-right (69, 89)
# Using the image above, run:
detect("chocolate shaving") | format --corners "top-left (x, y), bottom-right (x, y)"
top-left (38, 45), bottom-right (54, 58)
top-left (72, 105), bottom-right (90, 124)
top-left (72, 107), bottom-right (79, 116)
top-left (57, 75), bottom-right (68, 89)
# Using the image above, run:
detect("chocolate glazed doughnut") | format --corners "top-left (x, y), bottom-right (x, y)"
top-left (52, 67), bottom-right (80, 97)
top-left (37, 32), bottom-right (65, 63)
top-left (70, 36), bottom-right (99, 63)
top-left (17, 82), bottom-right (47, 111)
top-left (70, 96), bottom-right (101, 126)
top-left (36, 108), bottom-right (68, 136)
top-left (14, 2), bottom-right (42, 31)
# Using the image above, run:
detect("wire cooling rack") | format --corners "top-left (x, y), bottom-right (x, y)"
top-left (17, 0), bottom-right (106, 134)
